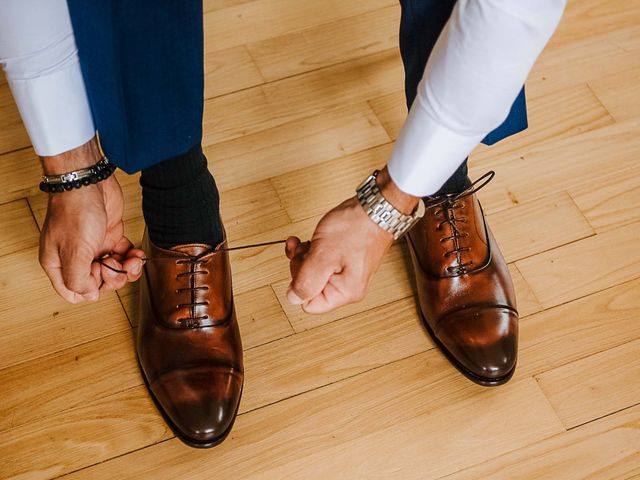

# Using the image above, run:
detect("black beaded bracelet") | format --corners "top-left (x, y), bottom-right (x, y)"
top-left (39, 156), bottom-right (116, 193)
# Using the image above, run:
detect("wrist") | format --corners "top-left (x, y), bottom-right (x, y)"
top-left (375, 166), bottom-right (420, 215)
top-left (40, 137), bottom-right (102, 175)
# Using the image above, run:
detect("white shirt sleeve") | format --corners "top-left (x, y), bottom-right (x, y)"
top-left (0, 0), bottom-right (95, 157)
top-left (387, 0), bottom-right (566, 197)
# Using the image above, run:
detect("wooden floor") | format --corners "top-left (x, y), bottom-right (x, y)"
top-left (1, 0), bottom-right (639, 478)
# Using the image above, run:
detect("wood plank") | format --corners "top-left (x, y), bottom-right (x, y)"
top-left (201, 49), bottom-right (403, 147)
top-left (487, 192), bottom-right (594, 263)
top-left (444, 403), bottom-right (640, 480)
top-left (589, 65), bottom-right (640, 122)
top-left (0, 247), bottom-right (130, 370)
top-left (0, 199), bottom-right (39, 257)
top-left (271, 143), bottom-right (393, 223)
top-left (527, 26), bottom-right (640, 100)
top-left (0, 82), bottom-right (30, 155)
top-left (272, 241), bottom-right (415, 332)
top-left (536, 339), bottom-right (640, 428)
top-left (469, 120), bottom-right (640, 215)
top-left (204, 45), bottom-right (264, 99)
top-left (368, 90), bottom-right (406, 140)
top-left (205, 102), bottom-right (390, 191)
top-left (248, 5), bottom-right (400, 81)
top-left (235, 286), bottom-right (294, 349)
top-left (508, 264), bottom-right (542, 318)
top-left (0, 330), bottom-right (139, 433)
top-left (203, 0), bottom-right (396, 52)
top-left (548, 0), bottom-right (640, 50)
top-left (0, 386), bottom-right (171, 480)
top-left (516, 278), bottom-right (640, 380)
top-left (0, 147), bottom-right (40, 205)
top-left (470, 83), bottom-right (615, 168)
top-left (203, 0), bottom-right (254, 13)
top-left (220, 179), bottom-right (291, 243)
top-left (570, 165), bottom-right (640, 233)
top-left (516, 221), bottom-right (640, 308)
top-left (242, 297), bottom-right (428, 412)
top-left (59, 374), bottom-right (563, 480)
top-left (252, 380), bottom-right (561, 480)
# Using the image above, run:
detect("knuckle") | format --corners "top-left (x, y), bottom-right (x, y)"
top-left (291, 279), bottom-right (312, 298)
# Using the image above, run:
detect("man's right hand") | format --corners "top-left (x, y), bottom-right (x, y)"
top-left (38, 138), bottom-right (145, 304)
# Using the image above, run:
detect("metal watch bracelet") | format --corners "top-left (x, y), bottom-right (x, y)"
top-left (356, 170), bottom-right (425, 240)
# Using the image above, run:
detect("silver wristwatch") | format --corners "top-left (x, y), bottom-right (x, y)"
top-left (356, 170), bottom-right (425, 240)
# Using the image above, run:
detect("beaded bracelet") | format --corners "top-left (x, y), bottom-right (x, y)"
top-left (39, 156), bottom-right (116, 193)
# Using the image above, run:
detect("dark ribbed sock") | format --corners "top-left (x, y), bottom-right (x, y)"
top-left (433, 159), bottom-right (472, 196)
top-left (140, 144), bottom-right (224, 249)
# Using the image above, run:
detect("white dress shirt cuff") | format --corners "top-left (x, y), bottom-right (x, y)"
top-left (387, 100), bottom-right (484, 197)
top-left (8, 61), bottom-right (95, 157)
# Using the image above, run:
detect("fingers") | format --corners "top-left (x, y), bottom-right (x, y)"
top-left (285, 236), bottom-right (306, 261)
top-left (121, 252), bottom-right (144, 282)
top-left (44, 264), bottom-right (91, 304)
top-left (98, 256), bottom-right (127, 291)
top-left (113, 236), bottom-right (145, 281)
top-left (286, 241), bottom-right (340, 306)
top-left (300, 279), bottom-right (346, 314)
top-left (99, 240), bottom-right (145, 290)
top-left (301, 270), bottom-right (365, 314)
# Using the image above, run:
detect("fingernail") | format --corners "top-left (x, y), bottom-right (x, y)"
top-left (131, 263), bottom-right (142, 275)
top-left (286, 287), bottom-right (303, 305)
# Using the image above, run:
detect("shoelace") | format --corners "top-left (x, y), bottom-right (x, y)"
top-left (97, 239), bottom-right (287, 327)
top-left (175, 256), bottom-right (212, 326)
top-left (97, 239), bottom-right (287, 275)
top-left (424, 171), bottom-right (495, 275)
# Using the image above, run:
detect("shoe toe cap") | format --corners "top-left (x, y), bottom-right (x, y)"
top-left (150, 366), bottom-right (243, 445)
top-left (437, 307), bottom-right (518, 383)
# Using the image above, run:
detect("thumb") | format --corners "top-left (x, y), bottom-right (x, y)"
top-left (287, 245), bottom-right (339, 305)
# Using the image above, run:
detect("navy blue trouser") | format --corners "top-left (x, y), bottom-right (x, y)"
top-left (67, 0), bottom-right (527, 177)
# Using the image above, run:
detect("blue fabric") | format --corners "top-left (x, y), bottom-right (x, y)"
top-left (399, 0), bottom-right (528, 146)
top-left (66, 0), bottom-right (204, 173)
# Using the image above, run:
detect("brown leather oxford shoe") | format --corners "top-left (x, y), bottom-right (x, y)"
top-left (137, 232), bottom-right (243, 447)
top-left (406, 172), bottom-right (518, 386)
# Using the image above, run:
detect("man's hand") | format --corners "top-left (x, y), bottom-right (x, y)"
top-left (38, 138), bottom-right (144, 303)
top-left (285, 167), bottom-right (419, 314)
